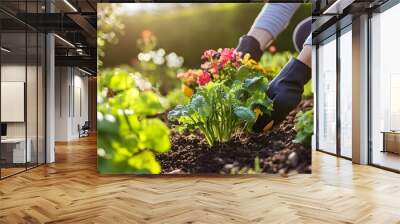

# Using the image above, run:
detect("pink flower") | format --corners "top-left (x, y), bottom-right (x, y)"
top-left (219, 48), bottom-right (236, 66)
top-left (201, 49), bottom-right (217, 61)
top-left (197, 71), bottom-right (211, 86)
top-left (210, 63), bottom-right (219, 75)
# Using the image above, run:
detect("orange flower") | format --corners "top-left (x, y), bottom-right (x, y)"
top-left (177, 69), bottom-right (201, 86)
top-left (182, 84), bottom-right (194, 97)
top-left (142, 30), bottom-right (153, 42)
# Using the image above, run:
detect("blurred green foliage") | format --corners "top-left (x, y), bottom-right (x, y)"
top-left (165, 88), bottom-right (190, 108)
top-left (103, 3), bottom-right (311, 68)
top-left (97, 68), bottom-right (170, 174)
top-left (98, 5), bottom-right (171, 174)
top-left (259, 51), bottom-right (296, 80)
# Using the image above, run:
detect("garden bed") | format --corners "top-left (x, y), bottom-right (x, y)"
top-left (157, 98), bottom-right (313, 175)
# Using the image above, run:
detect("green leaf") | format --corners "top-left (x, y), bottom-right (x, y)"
top-left (233, 65), bottom-right (252, 81)
top-left (190, 94), bottom-right (206, 110)
top-left (132, 91), bottom-right (164, 116)
top-left (138, 119), bottom-right (171, 153)
top-left (168, 105), bottom-right (189, 121)
top-left (243, 76), bottom-right (269, 92)
top-left (108, 69), bottom-right (134, 91)
top-left (128, 151), bottom-right (161, 174)
top-left (190, 94), bottom-right (211, 117)
top-left (234, 106), bottom-right (256, 121)
top-left (293, 109), bottom-right (314, 144)
top-left (243, 76), bottom-right (262, 88)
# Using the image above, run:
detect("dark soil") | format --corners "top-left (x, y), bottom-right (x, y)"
top-left (157, 99), bottom-right (313, 175)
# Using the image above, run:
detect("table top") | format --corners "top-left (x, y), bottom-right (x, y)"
top-left (381, 131), bottom-right (400, 134)
top-left (1, 138), bottom-right (30, 143)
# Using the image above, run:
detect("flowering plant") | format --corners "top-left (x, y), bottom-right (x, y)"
top-left (177, 48), bottom-right (271, 97)
top-left (169, 48), bottom-right (274, 146)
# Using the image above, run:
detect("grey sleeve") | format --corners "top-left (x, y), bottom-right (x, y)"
top-left (253, 3), bottom-right (301, 39)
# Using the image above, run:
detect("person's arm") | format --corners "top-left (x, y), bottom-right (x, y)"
top-left (250, 3), bottom-right (301, 50)
top-left (236, 3), bottom-right (300, 60)
top-left (252, 34), bottom-right (312, 132)
top-left (297, 34), bottom-right (311, 67)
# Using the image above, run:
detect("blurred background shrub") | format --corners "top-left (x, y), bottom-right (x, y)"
top-left (102, 3), bottom-right (311, 68)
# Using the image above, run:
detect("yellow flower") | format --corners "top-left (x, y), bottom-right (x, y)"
top-left (242, 53), bottom-right (268, 74)
top-left (254, 108), bottom-right (263, 119)
top-left (182, 84), bottom-right (193, 97)
top-left (242, 53), bottom-right (252, 64)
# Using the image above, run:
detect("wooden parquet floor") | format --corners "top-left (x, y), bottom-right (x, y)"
top-left (0, 135), bottom-right (400, 224)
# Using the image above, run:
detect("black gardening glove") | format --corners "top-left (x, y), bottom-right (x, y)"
top-left (252, 57), bottom-right (311, 133)
top-left (236, 35), bottom-right (263, 61)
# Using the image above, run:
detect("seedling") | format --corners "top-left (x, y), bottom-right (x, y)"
top-left (293, 109), bottom-right (314, 144)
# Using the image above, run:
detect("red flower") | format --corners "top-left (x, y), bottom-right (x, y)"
top-left (197, 71), bottom-right (211, 86)
top-left (201, 49), bottom-right (217, 61)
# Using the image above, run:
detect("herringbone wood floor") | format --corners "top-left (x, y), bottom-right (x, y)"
top-left (0, 135), bottom-right (400, 224)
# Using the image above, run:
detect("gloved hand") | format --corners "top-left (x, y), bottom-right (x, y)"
top-left (252, 57), bottom-right (311, 133)
top-left (236, 35), bottom-right (263, 61)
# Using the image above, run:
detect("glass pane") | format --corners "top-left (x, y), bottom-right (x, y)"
top-left (38, 33), bottom-right (45, 165)
top-left (1, 30), bottom-right (27, 177)
top-left (371, 4), bottom-right (400, 171)
top-left (27, 31), bottom-right (38, 169)
top-left (317, 37), bottom-right (337, 154)
top-left (339, 29), bottom-right (352, 158)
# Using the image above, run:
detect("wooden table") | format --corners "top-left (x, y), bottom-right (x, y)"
top-left (381, 131), bottom-right (400, 154)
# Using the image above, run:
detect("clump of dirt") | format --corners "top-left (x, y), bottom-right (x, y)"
top-left (156, 99), bottom-right (313, 175)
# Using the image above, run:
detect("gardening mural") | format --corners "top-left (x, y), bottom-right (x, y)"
top-left (97, 3), bottom-right (313, 175)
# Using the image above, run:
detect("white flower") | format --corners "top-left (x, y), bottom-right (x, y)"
top-left (105, 114), bottom-right (116, 122)
top-left (97, 112), bottom-right (103, 121)
top-left (166, 52), bottom-right (184, 68)
top-left (138, 52), bottom-right (151, 62)
top-left (156, 48), bottom-right (165, 57)
top-left (133, 73), bottom-right (153, 91)
top-left (97, 148), bottom-right (106, 157)
top-left (153, 55), bottom-right (165, 65)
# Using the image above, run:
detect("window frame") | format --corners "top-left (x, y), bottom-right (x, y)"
top-left (367, 0), bottom-right (400, 173)
top-left (315, 22), bottom-right (352, 160)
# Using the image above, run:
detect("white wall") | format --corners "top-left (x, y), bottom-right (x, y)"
top-left (55, 66), bottom-right (69, 141)
top-left (54, 67), bottom-right (89, 141)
